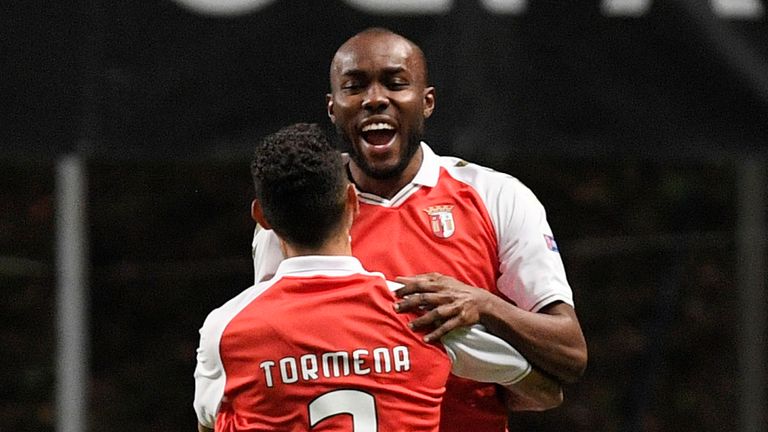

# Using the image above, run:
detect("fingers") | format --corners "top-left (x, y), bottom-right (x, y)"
top-left (412, 310), bottom-right (464, 343)
top-left (394, 292), bottom-right (437, 313)
top-left (391, 273), bottom-right (483, 343)
top-left (407, 307), bottom-right (444, 330)
top-left (423, 317), bottom-right (463, 343)
top-left (396, 297), bottom-right (482, 341)
top-left (418, 293), bottom-right (428, 309)
top-left (394, 274), bottom-right (441, 298)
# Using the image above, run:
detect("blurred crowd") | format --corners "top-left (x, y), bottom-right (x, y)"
top-left (0, 155), bottom-right (742, 431)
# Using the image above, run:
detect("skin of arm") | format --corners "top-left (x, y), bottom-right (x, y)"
top-left (494, 362), bottom-right (564, 411)
top-left (198, 423), bottom-right (213, 432)
top-left (394, 273), bottom-right (588, 384)
top-left (503, 368), bottom-right (564, 411)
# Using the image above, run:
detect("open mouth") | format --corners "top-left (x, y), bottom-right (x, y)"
top-left (361, 122), bottom-right (396, 147)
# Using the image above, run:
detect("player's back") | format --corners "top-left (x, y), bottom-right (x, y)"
top-left (212, 260), bottom-right (452, 431)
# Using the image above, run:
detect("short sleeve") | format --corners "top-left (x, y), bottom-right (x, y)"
top-left (441, 324), bottom-right (531, 386)
top-left (494, 179), bottom-right (574, 312)
top-left (193, 312), bottom-right (227, 428)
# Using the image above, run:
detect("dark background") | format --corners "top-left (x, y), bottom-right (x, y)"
top-left (2, 0), bottom-right (766, 430)
top-left (5, 0), bottom-right (768, 161)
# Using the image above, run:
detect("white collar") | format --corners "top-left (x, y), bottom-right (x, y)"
top-left (272, 255), bottom-right (400, 291)
top-left (349, 142), bottom-right (442, 205)
top-left (410, 142), bottom-right (441, 188)
top-left (275, 255), bottom-right (369, 278)
top-left (342, 141), bottom-right (441, 188)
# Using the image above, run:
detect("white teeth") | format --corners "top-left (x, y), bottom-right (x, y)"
top-left (361, 123), bottom-right (394, 132)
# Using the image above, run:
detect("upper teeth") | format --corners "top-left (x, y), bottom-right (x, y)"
top-left (362, 123), bottom-right (394, 132)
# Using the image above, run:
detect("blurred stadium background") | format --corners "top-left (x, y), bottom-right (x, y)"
top-left (2, 0), bottom-right (767, 431)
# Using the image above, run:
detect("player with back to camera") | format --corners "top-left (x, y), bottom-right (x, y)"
top-left (193, 123), bottom-right (561, 432)
top-left (251, 28), bottom-right (588, 431)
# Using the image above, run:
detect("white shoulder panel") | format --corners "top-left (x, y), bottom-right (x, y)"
top-left (193, 282), bottom-right (275, 427)
top-left (440, 157), bottom-right (574, 311)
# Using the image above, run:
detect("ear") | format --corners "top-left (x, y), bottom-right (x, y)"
top-left (326, 93), bottom-right (336, 124)
top-left (345, 183), bottom-right (359, 227)
top-left (347, 183), bottom-right (359, 217)
top-left (250, 199), bottom-right (272, 229)
top-left (423, 86), bottom-right (435, 119)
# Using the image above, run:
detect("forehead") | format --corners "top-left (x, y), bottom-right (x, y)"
top-left (331, 33), bottom-right (424, 79)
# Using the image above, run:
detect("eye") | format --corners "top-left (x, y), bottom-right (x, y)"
top-left (341, 80), bottom-right (364, 92)
top-left (388, 79), bottom-right (409, 90)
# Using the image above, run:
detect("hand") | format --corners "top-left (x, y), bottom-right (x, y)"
top-left (393, 272), bottom-right (494, 342)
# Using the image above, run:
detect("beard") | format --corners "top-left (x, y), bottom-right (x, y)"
top-left (337, 126), bottom-right (423, 181)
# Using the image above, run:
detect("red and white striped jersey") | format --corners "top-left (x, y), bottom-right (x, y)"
top-left (195, 255), bottom-right (532, 431)
top-left (251, 143), bottom-right (574, 431)
top-left (196, 256), bottom-right (452, 431)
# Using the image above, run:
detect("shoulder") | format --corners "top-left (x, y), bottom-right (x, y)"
top-left (200, 282), bottom-right (274, 336)
top-left (436, 155), bottom-right (542, 209)
top-left (437, 154), bottom-right (518, 188)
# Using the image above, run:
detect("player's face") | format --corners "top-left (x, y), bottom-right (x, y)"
top-left (327, 33), bottom-right (435, 180)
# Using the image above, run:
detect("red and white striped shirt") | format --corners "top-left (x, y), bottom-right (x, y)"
top-left (251, 143), bottom-right (574, 431)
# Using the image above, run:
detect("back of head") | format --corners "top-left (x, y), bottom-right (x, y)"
top-left (250, 123), bottom-right (346, 249)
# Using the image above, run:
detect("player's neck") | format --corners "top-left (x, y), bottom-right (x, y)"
top-left (349, 148), bottom-right (423, 200)
top-left (282, 231), bottom-right (352, 258)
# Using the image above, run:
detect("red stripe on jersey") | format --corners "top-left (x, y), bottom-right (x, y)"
top-left (352, 167), bottom-right (500, 295)
top-left (216, 273), bottom-right (452, 432)
top-left (351, 168), bottom-right (507, 432)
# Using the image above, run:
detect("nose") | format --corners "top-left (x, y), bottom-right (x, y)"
top-left (362, 83), bottom-right (389, 112)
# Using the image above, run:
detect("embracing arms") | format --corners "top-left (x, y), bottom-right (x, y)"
top-left (395, 273), bottom-right (587, 385)
top-left (441, 323), bottom-right (564, 411)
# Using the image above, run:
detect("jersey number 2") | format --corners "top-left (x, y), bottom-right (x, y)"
top-left (308, 389), bottom-right (377, 431)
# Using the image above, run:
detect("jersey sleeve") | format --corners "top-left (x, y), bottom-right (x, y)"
top-left (194, 282), bottom-right (276, 428)
top-left (252, 224), bottom-right (284, 283)
top-left (193, 310), bottom-right (228, 429)
top-left (441, 324), bottom-right (531, 385)
top-left (494, 178), bottom-right (574, 312)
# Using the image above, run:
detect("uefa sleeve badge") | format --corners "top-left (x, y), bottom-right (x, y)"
top-left (543, 234), bottom-right (559, 252)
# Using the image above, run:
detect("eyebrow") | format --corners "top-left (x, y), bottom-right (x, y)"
top-left (340, 66), bottom-right (408, 77)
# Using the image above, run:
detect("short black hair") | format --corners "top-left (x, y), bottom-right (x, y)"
top-left (250, 123), bottom-right (347, 249)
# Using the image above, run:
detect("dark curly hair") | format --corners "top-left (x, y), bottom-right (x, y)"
top-left (250, 123), bottom-right (347, 249)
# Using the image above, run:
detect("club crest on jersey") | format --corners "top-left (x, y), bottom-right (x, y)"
top-left (424, 205), bottom-right (455, 239)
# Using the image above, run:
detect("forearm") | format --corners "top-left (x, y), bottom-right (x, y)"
top-left (481, 299), bottom-right (587, 384)
top-left (392, 273), bottom-right (587, 382)
top-left (441, 324), bottom-right (563, 411)
top-left (503, 367), bottom-right (563, 411)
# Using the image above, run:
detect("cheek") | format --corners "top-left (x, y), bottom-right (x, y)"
top-left (331, 100), bottom-right (357, 123)
top-left (397, 93), bottom-right (425, 111)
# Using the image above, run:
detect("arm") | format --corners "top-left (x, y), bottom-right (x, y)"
top-left (395, 274), bottom-right (587, 383)
top-left (441, 324), bottom-right (562, 411)
top-left (193, 310), bottom-right (228, 432)
top-left (484, 297), bottom-right (587, 384)
top-left (252, 224), bottom-right (284, 283)
top-left (503, 368), bottom-right (563, 411)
